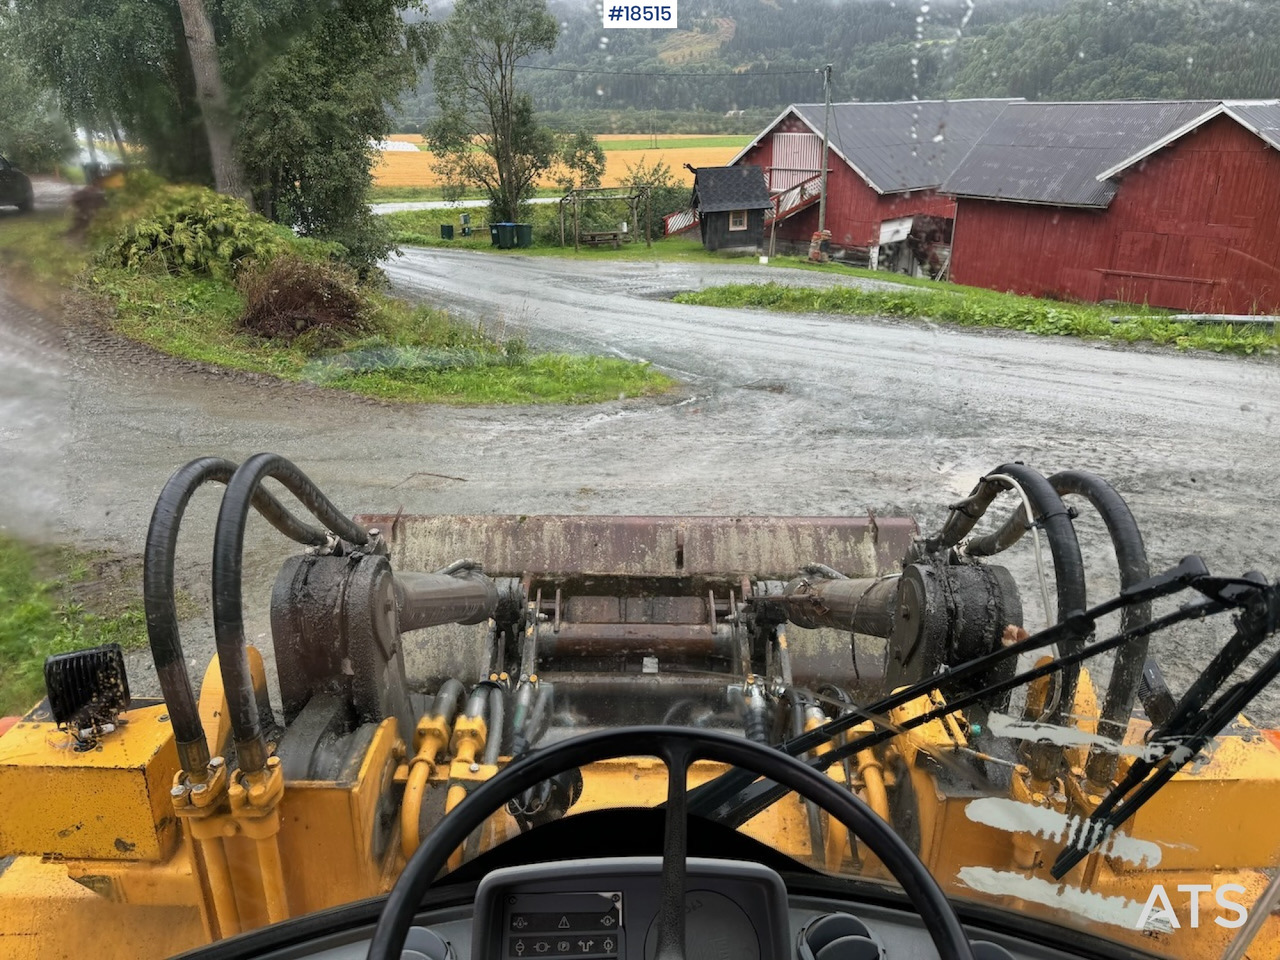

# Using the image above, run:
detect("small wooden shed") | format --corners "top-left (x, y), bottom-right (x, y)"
top-left (691, 166), bottom-right (772, 252)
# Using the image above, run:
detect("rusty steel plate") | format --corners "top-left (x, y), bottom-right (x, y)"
top-left (354, 514), bottom-right (917, 581)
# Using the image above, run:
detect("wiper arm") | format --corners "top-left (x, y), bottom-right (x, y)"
top-left (688, 556), bottom-right (1213, 823)
top-left (1051, 578), bottom-right (1280, 878)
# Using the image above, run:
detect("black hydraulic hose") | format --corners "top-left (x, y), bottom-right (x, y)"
top-left (965, 464), bottom-right (1089, 725)
top-left (484, 686), bottom-right (506, 765)
top-left (431, 679), bottom-right (467, 728)
top-left (212, 454), bottom-right (370, 775)
top-left (1047, 470), bottom-right (1154, 782)
top-left (144, 457), bottom-right (329, 779)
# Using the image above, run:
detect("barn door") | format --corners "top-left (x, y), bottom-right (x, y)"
top-left (771, 133), bottom-right (822, 191)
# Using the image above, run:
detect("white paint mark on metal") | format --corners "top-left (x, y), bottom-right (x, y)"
top-left (956, 866), bottom-right (1159, 931)
top-left (964, 796), bottom-right (1165, 867)
top-left (987, 713), bottom-right (1156, 758)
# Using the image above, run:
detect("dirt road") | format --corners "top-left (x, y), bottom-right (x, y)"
top-left (2, 240), bottom-right (1278, 719)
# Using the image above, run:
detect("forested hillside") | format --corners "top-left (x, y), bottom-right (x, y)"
top-left (394, 0), bottom-right (1280, 132)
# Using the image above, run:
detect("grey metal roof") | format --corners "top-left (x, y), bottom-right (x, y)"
top-left (1222, 101), bottom-right (1280, 150)
top-left (784, 99), bottom-right (1019, 194)
top-left (692, 165), bottom-right (772, 213)
top-left (941, 100), bottom-right (1226, 207)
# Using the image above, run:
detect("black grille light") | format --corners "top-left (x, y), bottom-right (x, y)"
top-left (44, 643), bottom-right (131, 734)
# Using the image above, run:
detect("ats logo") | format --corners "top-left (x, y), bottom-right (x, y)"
top-left (1136, 884), bottom-right (1249, 931)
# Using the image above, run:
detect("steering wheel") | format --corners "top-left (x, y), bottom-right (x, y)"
top-left (367, 726), bottom-right (976, 960)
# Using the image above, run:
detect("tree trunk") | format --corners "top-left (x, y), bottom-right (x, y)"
top-left (175, 0), bottom-right (254, 210)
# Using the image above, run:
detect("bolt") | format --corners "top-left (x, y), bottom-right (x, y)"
top-left (369, 528), bottom-right (380, 538)
top-left (191, 782), bottom-right (208, 795)
top-left (171, 785), bottom-right (188, 799)
top-left (208, 756), bottom-right (225, 770)
top-left (266, 756), bottom-right (281, 770)
top-left (158, 714), bottom-right (169, 723)
top-left (469, 763), bottom-right (480, 773)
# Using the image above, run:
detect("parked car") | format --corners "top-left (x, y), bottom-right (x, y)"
top-left (0, 155), bottom-right (34, 212)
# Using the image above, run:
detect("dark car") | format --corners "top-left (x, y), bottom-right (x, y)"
top-left (0, 154), bottom-right (34, 212)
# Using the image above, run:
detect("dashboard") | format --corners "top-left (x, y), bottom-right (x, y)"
top-left (262, 858), bottom-right (1080, 960)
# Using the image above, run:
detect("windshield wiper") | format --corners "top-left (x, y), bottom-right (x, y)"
top-left (691, 557), bottom-right (1271, 830)
top-left (1051, 575), bottom-right (1280, 877)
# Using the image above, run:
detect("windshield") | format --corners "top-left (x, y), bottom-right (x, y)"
top-left (1, 0), bottom-right (1279, 959)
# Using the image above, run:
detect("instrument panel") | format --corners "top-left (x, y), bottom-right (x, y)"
top-left (472, 858), bottom-right (792, 960)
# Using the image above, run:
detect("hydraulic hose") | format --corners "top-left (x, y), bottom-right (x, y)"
top-left (952, 465), bottom-right (1089, 726)
top-left (431, 679), bottom-right (467, 730)
top-left (144, 457), bottom-right (329, 778)
top-left (483, 685), bottom-right (506, 765)
top-left (1046, 471), bottom-right (1157, 784)
top-left (959, 468), bottom-right (1164, 762)
top-left (401, 679), bottom-right (465, 859)
top-left (212, 454), bottom-right (370, 775)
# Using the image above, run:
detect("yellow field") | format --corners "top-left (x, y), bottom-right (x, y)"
top-left (372, 138), bottom-right (744, 188)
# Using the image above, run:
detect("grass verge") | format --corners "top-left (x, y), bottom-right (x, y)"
top-left (0, 536), bottom-right (151, 716)
top-left (0, 206), bottom-right (675, 405)
top-left (673, 282), bottom-right (1280, 357)
top-left (385, 210), bottom-right (750, 264)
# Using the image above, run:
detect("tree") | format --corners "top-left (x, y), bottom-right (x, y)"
top-left (0, 23), bottom-right (74, 171)
top-left (551, 130), bottom-right (606, 192)
top-left (176, 0), bottom-right (252, 206)
top-left (11, 0), bottom-right (430, 269)
top-left (235, 0), bottom-right (433, 270)
top-left (428, 0), bottom-right (559, 222)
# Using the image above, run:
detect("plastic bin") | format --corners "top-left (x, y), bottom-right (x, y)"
top-left (440, 224), bottom-right (454, 240)
top-left (495, 223), bottom-right (517, 249)
top-left (514, 223), bottom-right (533, 248)
top-left (460, 212), bottom-right (471, 226)
top-left (489, 224), bottom-right (500, 246)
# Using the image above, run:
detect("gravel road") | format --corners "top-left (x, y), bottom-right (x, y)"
top-left (2, 231), bottom-right (1279, 721)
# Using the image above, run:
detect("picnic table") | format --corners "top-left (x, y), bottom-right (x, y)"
top-left (581, 230), bottom-right (622, 249)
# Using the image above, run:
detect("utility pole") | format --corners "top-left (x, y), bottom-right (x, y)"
top-left (817, 64), bottom-right (833, 235)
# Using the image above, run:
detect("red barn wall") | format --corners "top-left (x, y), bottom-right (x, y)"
top-left (737, 114), bottom-right (957, 249)
top-left (950, 115), bottom-right (1280, 314)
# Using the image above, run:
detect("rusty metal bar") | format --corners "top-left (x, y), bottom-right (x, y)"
top-left (539, 623), bottom-right (733, 659)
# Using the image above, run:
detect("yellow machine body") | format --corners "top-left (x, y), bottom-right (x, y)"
top-left (3, 510), bottom-right (1278, 960)
top-left (3, 654), bottom-right (1279, 960)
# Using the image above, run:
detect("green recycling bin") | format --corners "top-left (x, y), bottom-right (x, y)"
top-left (514, 223), bottom-right (534, 248)
top-left (495, 223), bottom-right (517, 249)
top-left (439, 224), bottom-right (454, 240)
top-left (489, 224), bottom-right (500, 246)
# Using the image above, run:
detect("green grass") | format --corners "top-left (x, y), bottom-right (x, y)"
top-left (0, 196), bottom-right (675, 405)
top-left (386, 208), bottom-right (750, 264)
top-left (89, 265), bottom-right (674, 403)
top-left (0, 210), bottom-right (88, 289)
top-left (0, 537), bottom-right (150, 716)
top-left (674, 282), bottom-right (1280, 357)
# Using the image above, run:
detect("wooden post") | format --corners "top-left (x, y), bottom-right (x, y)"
top-left (645, 188), bottom-right (652, 248)
top-left (559, 200), bottom-right (565, 247)
top-left (573, 196), bottom-right (579, 253)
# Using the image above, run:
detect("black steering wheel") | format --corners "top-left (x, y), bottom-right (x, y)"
top-left (367, 726), bottom-right (976, 960)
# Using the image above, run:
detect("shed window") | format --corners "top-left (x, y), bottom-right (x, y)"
top-left (729, 210), bottom-right (747, 231)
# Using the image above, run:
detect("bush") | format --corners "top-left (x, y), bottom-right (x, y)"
top-left (237, 254), bottom-right (368, 345)
top-left (99, 182), bottom-right (288, 279)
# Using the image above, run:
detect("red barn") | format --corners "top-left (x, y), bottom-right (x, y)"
top-left (727, 99), bottom-right (1016, 271)
top-left (943, 100), bottom-right (1280, 314)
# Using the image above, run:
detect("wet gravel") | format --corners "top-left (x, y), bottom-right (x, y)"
top-left (2, 231), bottom-right (1279, 724)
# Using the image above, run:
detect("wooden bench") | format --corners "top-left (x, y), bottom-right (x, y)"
top-left (581, 230), bottom-right (622, 249)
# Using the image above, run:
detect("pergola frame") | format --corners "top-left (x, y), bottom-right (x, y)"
top-left (558, 186), bottom-right (653, 251)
